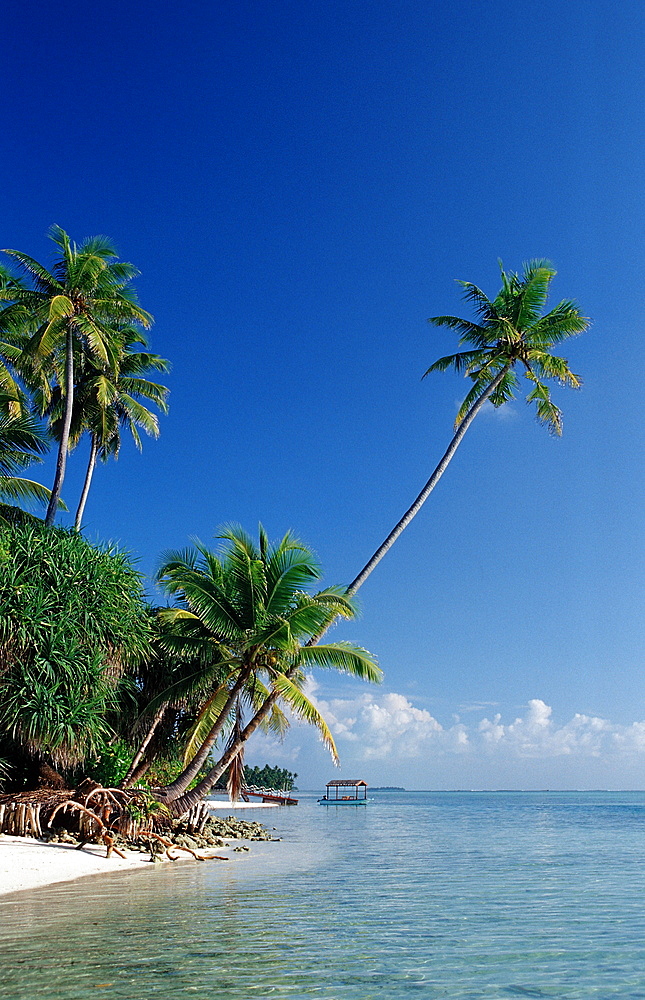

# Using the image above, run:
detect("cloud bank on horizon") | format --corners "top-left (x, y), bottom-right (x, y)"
top-left (312, 688), bottom-right (645, 761)
top-left (249, 682), bottom-right (645, 790)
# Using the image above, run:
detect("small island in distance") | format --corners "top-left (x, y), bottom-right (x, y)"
top-left (372, 786), bottom-right (405, 791)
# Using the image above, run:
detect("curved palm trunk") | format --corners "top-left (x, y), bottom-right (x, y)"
top-left (168, 366), bottom-right (512, 814)
top-left (74, 434), bottom-right (99, 531)
top-left (126, 757), bottom-right (154, 786)
top-left (157, 665), bottom-right (254, 802)
top-left (167, 710), bottom-right (261, 816)
top-left (121, 702), bottom-right (167, 788)
top-left (346, 364), bottom-right (511, 595)
top-left (45, 329), bottom-right (74, 527)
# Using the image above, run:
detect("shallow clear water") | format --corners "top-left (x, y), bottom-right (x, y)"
top-left (2, 791), bottom-right (645, 999)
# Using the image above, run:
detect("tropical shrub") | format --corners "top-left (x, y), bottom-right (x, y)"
top-left (0, 516), bottom-right (152, 787)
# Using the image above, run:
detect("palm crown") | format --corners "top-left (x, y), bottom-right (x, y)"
top-left (0, 226), bottom-right (153, 525)
top-left (427, 259), bottom-right (588, 434)
top-left (149, 525), bottom-right (381, 804)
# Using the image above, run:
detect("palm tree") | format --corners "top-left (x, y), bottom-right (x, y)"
top-left (150, 525), bottom-right (381, 813)
top-left (43, 326), bottom-right (169, 529)
top-left (346, 259), bottom-right (589, 595)
top-left (1, 226), bottom-right (152, 526)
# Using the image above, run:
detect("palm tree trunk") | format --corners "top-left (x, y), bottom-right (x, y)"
top-left (121, 702), bottom-right (167, 788)
top-left (169, 365), bottom-right (512, 814)
top-left (167, 728), bottom-right (247, 816)
top-left (45, 329), bottom-right (74, 527)
top-left (346, 364), bottom-right (511, 594)
top-left (74, 434), bottom-right (98, 531)
top-left (127, 757), bottom-right (153, 786)
top-left (157, 665), bottom-right (254, 801)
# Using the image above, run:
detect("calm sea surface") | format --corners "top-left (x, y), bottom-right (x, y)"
top-left (2, 790), bottom-right (645, 999)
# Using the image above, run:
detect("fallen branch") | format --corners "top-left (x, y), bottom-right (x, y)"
top-left (145, 831), bottom-right (228, 862)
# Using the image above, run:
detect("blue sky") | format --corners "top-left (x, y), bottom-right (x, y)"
top-left (2, 0), bottom-right (644, 788)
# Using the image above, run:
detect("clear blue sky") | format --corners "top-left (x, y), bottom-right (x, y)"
top-left (2, 0), bottom-right (644, 788)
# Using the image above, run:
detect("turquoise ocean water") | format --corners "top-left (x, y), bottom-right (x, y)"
top-left (2, 790), bottom-right (645, 998)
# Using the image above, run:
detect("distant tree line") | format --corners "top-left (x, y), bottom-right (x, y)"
top-left (242, 765), bottom-right (298, 791)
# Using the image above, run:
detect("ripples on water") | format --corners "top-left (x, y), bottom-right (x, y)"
top-left (2, 791), bottom-right (645, 999)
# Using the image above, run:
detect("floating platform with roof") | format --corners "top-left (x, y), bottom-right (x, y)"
top-left (318, 779), bottom-right (368, 805)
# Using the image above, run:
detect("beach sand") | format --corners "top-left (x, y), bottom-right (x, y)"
top-left (0, 834), bottom-right (163, 896)
top-left (0, 799), bottom-right (281, 896)
top-left (206, 799), bottom-right (281, 809)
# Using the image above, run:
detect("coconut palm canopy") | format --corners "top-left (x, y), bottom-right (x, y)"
top-left (146, 524), bottom-right (381, 808)
top-left (427, 259), bottom-right (587, 434)
top-left (0, 392), bottom-right (64, 510)
top-left (0, 226), bottom-right (153, 525)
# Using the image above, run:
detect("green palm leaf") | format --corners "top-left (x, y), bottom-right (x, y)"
top-left (270, 673), bottom-right (339, 764)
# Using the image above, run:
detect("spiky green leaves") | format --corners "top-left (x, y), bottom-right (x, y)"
top-left (428, 260), bottom-right (589, 435)
top-left (0, 519), bottom-right (151, 766)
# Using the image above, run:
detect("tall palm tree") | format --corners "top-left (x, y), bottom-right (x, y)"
top-left (347, 259), bottom-right (588, 594)
top-left (43, 327), bottom-right (169, 529)
top-left (150, 525), bottom-right (381, 813)
top-left (181, 261), bottom-right (590, 788)
top-left (1, 226), bottom-right (152, 526)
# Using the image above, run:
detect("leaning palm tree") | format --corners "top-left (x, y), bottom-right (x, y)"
top-left (1, 227), bottom-right (152, 526)
top-left (347, 259), bottom-right (589, 594)
top-left (150, 525), bottom-right (381, 814)
top-left (184, 261), bottom-right (590, 781)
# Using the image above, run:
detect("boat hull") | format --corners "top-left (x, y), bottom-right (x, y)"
top-left (318, 798), bottom-right (368, 805)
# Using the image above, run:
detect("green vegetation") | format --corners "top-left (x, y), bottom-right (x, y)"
top-left (0, 241), bottom-right (588, 816)
top-left (242, 765), bottom-right (297, 791)
top-left (149, 524), bottom-right (381, 813)
top-left (346, 260), bottom-right (589, 596)
top-left (0, 393), bottom-right (54, 507)
top-left (0, 517), bottom-right (151, 787)
top-left (0, 226), bottom-right (168, 527)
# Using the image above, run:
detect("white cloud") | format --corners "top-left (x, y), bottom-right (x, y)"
top-left (478, 700), bottom-right (613, 758)
top-left (305, 688), bottom-right (645, 766)
top-left (311, 687), bottom-right (469, 761)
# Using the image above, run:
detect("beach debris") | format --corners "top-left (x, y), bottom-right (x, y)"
top-left (0, 783), bottom-right (273, 863)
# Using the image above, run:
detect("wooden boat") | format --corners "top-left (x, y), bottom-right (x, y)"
top-left (318, 779), bottom-right (368, 805)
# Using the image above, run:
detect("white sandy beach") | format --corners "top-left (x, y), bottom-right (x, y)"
top-left (0, 799), bottom-right (279, 896)
top-left (206, 798), bottom-right (282, 809)
top-left (0, 834), bottom-right (160, 896)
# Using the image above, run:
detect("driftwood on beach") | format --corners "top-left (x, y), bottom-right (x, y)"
top-left (0, 781), bottom-right (214, 854)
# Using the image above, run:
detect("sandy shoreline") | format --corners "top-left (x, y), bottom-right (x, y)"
top-left (0, 834), bottom-right (167, 896)
top-left (0, 799), bottom-right (280, 897)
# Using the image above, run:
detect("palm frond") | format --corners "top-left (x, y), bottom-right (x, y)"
top-left (270, 673), bottom-right (339, 764)
top-left (296, 641), bottom-right (381, 683)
